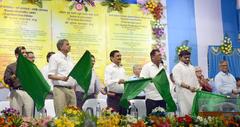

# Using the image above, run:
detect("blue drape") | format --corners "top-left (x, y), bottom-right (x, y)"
top-left (225, 49), bottom-right (240, 77)
top-left (208, 46), bottom-right (240, 78)
top-left (208, 46), bottom-right (224, 78)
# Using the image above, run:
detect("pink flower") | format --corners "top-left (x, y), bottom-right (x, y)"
top-left (75, 3), bottom-right (83, 11)
top-left (159, 47), bottom-right (165, 54)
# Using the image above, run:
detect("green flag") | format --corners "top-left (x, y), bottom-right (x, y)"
top-left (152, 69), bottom-right (177, 112)
top-left (16, 54), bottom-right (51, 111)
top-left (120, 78), bottom-right (152, 108)
top-left (191, 91), bottom-right (240, 116)
top-left (68, 50), bottom-right (92, 93)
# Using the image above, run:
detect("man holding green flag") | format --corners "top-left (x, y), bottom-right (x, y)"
top-left (4, 46), bottom-right (34, 117)
top-left (120, 49), bottom-right (177, 114)
top-left (48, 39), bottom-right (77, 116)
top-left (16, 53), bottom-right (51, 112)
top-left (69, 51), bottom-right (96, 109)
top-left (140, 49), bottom-right (176, 114)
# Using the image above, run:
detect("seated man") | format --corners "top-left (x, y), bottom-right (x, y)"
top-left (214, 60), bottom-right (236, 95)
top-left (128, 64), bottom-right (145, 99)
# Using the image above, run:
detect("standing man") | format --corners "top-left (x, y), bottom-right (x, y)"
top-left (104, 50), bottom-right (127, 115)
top-left (41, 52), bottom-right (55, 93)
top-left (4, 46), bottom-right (34, 117)
top-left (48, 39), bottom-right (76, 116)
top-left (140, 49), bottom-right (166, 115)
top-left (75, 55), bottom-right (104, 109)
top-left (26, 51), bottom-right (35, 63)
top-left (172, 50), bottom-right (199, 116)
top-left (214, 60), bottom-right (236, 95)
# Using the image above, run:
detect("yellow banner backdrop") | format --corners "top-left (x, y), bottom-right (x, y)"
top-left (0, 0), bottom-right (153, 83)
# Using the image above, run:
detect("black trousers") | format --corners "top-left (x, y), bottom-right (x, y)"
top-left (146, 99), bottom-right (166, 115)
top-left (107, 93), bottom-right (127, 115)
top-left (75, 91), bottom-right (95, 110)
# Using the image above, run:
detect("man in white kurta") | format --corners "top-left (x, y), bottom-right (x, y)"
top-left (172, 50), bottom-right (199, 116)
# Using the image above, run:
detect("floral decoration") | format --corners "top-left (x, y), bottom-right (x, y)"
top-left (150, 106), bottom-right (166, 117)
top-left (220, 35), bottom-right (233, 55)
top-left (97, 108), bottom-right (121, 127)
top-left (151, 20), bottom-right (167, 62)
top-left (22, 0), bottom-right (43, 8)
top-left (176, 40), bottom-right (191, 55)
top-left (67, 0), bottom-right (95, 12)
top-left (137, 0), bottom-right (164, 20)
top-left (119, 114), bottom-right (138, 126)
top-left (1, 107), bottom-right (20, 117)
top-left (0, 107), bottom-right (240, 126)
top-left (54, 106), bottom-right (96, 127)
top-left (0, 108), bottom-right (23, 127)
top-left (101, 0), bottom-right (129, 13)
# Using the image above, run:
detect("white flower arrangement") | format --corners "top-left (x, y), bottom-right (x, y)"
top-left (152, 106), bottom-right (165, 113)
top-left (220, 36), bottom-right (233, 55)
top-left (125, 114), bottom-right (138, 124)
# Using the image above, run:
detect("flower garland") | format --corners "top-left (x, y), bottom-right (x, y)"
top-left (137, 0), bottom-right (166, 62)
top-left (137, 0), bottom-right (164, 20)
top-left (101, 0), bottom-right (129, 13)
top-left (220, 36), bottom-right (233, 55)
top-left (67, 0), bottom-right (95, 11)
top-left (151, 20), bottom-right (166, 60)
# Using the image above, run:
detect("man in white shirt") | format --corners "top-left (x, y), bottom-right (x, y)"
top-left (140, 49), bottom-right (166, 115)
top-left (104, 50), bottom-right (127, 115)
top-left (48, 39), bottom-right (77, 116)
top-left (172, 50), bottom-right (199, 116)
top-left (75, 55), bottom-right (104, 109)
top-left (41, 52), bottom-right (55, 94)
top-left (214, 60), bottom-right (236, 95)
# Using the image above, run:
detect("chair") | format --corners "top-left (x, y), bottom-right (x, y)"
top-left (129, 99), bottom-right (146, 118)
top-left (97, 93), bottom-right (107, 100)
top-left (45, 99), bottom-right (55, 117)
top-left (0, 100), bottom-right (10, 111)
top-left (82, 99), bottom-right (107, 116)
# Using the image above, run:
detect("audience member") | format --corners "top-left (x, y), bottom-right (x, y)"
top-left (195, 66), bottom-right (212, 92)
top-left (214, 60), bottom-right (236, 95)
